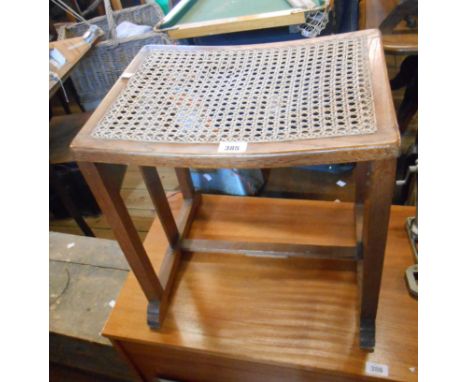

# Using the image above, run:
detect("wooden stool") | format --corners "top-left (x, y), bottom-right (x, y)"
top-left (71, 29), bottom-right (399, 350)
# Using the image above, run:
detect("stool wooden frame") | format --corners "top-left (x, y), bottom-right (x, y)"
top-left (72, 30), bottom-right (399, 350)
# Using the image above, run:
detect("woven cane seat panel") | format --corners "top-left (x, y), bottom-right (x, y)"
top-left (92, 36), bottom-right (377, 144)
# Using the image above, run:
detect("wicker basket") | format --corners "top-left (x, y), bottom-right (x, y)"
top-left (58, 3), bottom-right (172, 110)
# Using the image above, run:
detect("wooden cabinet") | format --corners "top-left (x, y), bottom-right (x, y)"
top-left (103, 195), bottom-right (417, 382)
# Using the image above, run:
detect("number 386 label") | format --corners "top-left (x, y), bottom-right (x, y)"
top-left (365, 362), bottom-right (389, 377)
top-left (218, 141), bottom-right (248, 153)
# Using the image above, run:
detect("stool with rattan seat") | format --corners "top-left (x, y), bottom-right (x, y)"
top-left (71, 29), bottom-right (399, 351)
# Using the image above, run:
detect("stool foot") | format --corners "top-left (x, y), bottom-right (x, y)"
top-left (147, 300), bottom-right (161, 329)
top-left (360, 319), bottom-right (375, 351)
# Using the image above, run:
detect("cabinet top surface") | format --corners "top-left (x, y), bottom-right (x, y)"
top-left (72, 30), bottom-right (400, 168)
top-left (103, 195), bottom-right (417, 381)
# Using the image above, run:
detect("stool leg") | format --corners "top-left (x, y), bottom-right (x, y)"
top-left (140, 167), bottom-right (180, 248)
top-left (358, 158), bottom-right (396, 350)
top-left (78, 162), bottom-right (164, 326)
top-left (354, 161), bottom-right (369, 253)
top-left (140, 166), bottom-right (198, 329)
top-left (175, 168), bottom-right (195, 200)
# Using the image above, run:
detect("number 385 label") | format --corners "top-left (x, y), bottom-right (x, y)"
top-left (218, 141), bottom-right (248, 153)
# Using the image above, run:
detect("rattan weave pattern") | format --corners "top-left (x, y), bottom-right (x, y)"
top-left (92, 36), bottom-right (377, 144)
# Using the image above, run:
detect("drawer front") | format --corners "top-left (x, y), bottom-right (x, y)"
top-left (119, 340), bottom-right (369, 382)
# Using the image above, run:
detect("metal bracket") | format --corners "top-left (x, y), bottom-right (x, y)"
top-left (405, 264), bottom-right (418, 299)
top-left (396, 160), bottom-right (418, 186)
